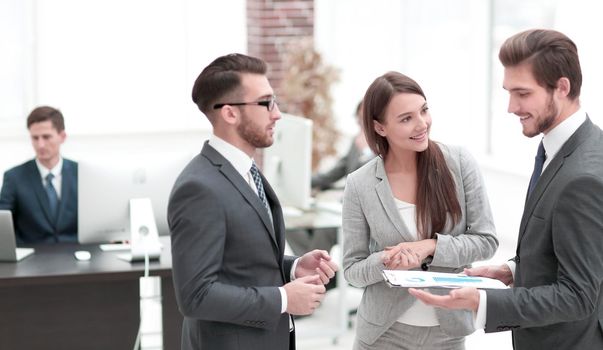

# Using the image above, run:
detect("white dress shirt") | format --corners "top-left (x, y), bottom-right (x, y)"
top-left (475, 108), bottom-right (587, 329)
top-left (208, 135), bottom-right (297, 314)
top-left (394, 198), bottom-right (440, 326)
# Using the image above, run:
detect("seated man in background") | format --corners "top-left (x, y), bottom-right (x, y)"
top-left (0, 106), bottom-right (78, 244)
top-left (310, 100), bottom-right (373, 191)
top-left (287, 101), bottom-right (374, 262)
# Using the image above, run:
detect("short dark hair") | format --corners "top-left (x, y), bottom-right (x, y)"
top-left (191, 53), bottom-right (267, 115)
top-left (27, 106), bottom-right (65, 132)
top-left (499, 29), bottom-right (582, 100)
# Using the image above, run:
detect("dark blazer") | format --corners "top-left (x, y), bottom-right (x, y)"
top-left (0, 158), bottom-right (78, 244)
top-left (168, 142), bottom-right (296, 350)
top-left (485, 118), bottom-right (603, 349)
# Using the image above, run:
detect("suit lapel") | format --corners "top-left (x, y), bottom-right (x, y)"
top-left (27, 161), bottom-right (56, 228)
top-left (202, 143), bottom-right (280, 252)
top-left (263, 177), bottom-right (286, 257)
top-left (517, 118), bottom-right (594, 245)
top-left (374, 158), bottom-right (416, 242)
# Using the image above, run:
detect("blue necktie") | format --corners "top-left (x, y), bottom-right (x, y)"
top-left (249, 162), bottom-right (269, 211)
top-left (527, 141), bottom-right (546, 197)
top-left (45, 173), bottom-right (59, 222)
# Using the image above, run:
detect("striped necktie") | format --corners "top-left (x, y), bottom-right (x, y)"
top-left (45, 173), bottom-right (59, 222)
top-left (249, 162), bottom-right (269, 211)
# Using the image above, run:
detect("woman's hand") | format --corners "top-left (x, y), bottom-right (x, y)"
top-left (381, 243), bottom-right (421, 270)
top-left (381, 239), bottom-right (436, 270)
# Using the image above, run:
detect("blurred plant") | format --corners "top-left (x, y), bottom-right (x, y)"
top-left (280, 37), bottom-right (340, 171)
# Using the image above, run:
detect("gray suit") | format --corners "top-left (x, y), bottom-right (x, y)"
top-left (343, 144), bottom-right (498, 345)
top-left (168, 142), bottom-right (296, 350)
top-left (485, 118), bottom-right (603, 349)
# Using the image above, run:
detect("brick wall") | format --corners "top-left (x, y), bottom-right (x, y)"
top-left (247, 0), bottom-right (314, 97)
top-left (247, 0), bottom-right (314, 166)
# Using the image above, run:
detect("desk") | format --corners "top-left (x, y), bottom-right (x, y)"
top-left (0, 236), bottom-right (182, 350)
top-left (284, 207), bottom-right (348, 343)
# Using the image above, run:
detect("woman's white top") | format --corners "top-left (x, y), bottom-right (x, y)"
top-left (394, 198), bottom-right (440, 327)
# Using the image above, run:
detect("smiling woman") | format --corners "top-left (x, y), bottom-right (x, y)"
top-left (342, 70), bottom-right (498, 350)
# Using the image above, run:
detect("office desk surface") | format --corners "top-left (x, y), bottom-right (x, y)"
top-left (0, 237), bottom-right (173, 286)
top-left (0, 236), bottom-right (181, 350)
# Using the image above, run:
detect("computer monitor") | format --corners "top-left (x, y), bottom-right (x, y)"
top-left (263, 113), bottom-right (313, 210)
top-left (78, 151), bottom-right (194, 244)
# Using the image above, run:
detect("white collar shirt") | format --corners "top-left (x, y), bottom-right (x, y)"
top-left (208, 135), bottom-right (259, 194)
top-left (542, 108), bottom-right (586, 170)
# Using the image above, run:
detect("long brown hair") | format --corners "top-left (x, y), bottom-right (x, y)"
top-left (362, 71), bottom-right (461, 238)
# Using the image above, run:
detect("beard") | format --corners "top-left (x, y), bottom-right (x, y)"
top-left (237, 112), bottom-right (273, 148)
top-left (525, 93), bottom-right (558, 137)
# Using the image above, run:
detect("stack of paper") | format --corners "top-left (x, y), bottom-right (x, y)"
top-left (382, 270), bottom-right (508, 289)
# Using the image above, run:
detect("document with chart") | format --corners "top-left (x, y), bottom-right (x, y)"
top-left (382, 270), bottom-right (509, 289)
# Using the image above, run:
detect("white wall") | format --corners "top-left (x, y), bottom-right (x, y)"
top-left (0, 130), bottom-right (212, 190)
top-left (315, 0), bottom-right (491, 152)
top-left (316, 0), bottom-right (603, 176)
top-left (3, 0), bottom-right (603, 252)
top-left (0, 0), bottom-right (246, 137)
top-left (312, 0), bottom-right (603, 248)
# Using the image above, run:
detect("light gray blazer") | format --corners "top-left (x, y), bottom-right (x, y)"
top-left (342, 144), bottom-right (498, 345)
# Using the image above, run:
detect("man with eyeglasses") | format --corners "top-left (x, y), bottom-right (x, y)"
top-left (168, 53), bottom-right (338, 350)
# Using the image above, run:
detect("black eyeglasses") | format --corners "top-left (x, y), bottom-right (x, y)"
top-left (213, 95), bottom-right (277, 111)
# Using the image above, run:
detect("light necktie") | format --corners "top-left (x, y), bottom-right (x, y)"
top-left (249, 162), bottom-right (269, 211)
top-left (527, 141), bottom-right (546, 197)
top-left (45, 173), bottom-right (59, 222)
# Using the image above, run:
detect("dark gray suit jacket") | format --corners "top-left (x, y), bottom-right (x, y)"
top-left (485, 118), bottom-right (603, 349)
top-left (168, 142), bottom-right (296, 350)
top-left (0, 158), bottom-right (78, 244)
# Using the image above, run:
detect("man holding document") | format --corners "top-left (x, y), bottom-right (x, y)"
top-left (410, 29), bottom-right (603, 350)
